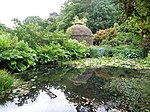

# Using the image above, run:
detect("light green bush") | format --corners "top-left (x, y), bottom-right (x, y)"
top-left (62, 39), bottom-right (89, 60)
top-left (0, 41), bottom-right (37, 71)
top-left (36, 43), bottom-right (68, 64)
top-left (0, 70), bottom-right (15, 94)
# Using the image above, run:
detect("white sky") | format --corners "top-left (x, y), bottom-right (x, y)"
top-left (0, 0), bottom-right (66, 28)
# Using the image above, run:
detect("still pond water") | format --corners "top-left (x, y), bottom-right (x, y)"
top-left (0, 65), bottom-right (149, 112)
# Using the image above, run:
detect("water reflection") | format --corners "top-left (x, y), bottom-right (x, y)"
top-left (0, 88), bottom-right (76, 112)
top-left (0, 65), bottom-right (149, 112)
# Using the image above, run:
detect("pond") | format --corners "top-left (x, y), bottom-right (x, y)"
top-left (0, 65), bottom-right (150, 112)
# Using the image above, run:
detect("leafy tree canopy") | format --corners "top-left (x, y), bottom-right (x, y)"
top-left (57, 0), bottom-right (121, 33)
top-left (117, 0), bottom-right (150, 56)
top-left (118, 0), bottom-right (150, 36)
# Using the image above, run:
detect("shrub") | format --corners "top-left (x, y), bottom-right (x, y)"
top-left (62, 39), bottom-right (89, 60)
top-left (101, 31), bottom-right (143, 48)
top-left (0, 70), bottom-right (15, 94)
top-left (0, 33), bottom-right (17, 52)
top-left (36, 43), bottom-right (68, 64)
top-left (89, 46), bottom-right (109, 58)
top-left (0, 41), bottom-right (37, 71)
top-left (124, 49), bottom-right (144, 58)
top-left (36, 39), bottom-right (89, 64)
top-left (146, 52), bottom-right (150, 61)
top-left (0, 23), bottom-right (89, 71)
top-left (108, 47), bottom-right (144, 59)
top-left (94, 22), bottom-right (143, 49)
top-left (94, 27), bottom-right (118, 45)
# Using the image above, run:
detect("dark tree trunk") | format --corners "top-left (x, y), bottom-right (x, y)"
top-left (142, 36), bottom-right (150, 57)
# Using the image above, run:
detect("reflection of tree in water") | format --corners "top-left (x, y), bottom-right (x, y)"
top-left (4, 66), bottom-right (73, 107)
top-left (0, 82), bottom-right (57, 107)
top-left (13, 66), bottom-right (77, 107)
top-left (15, 82), bottom-right (57, 106)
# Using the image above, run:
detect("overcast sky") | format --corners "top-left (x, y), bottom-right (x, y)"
top-left (0, 0), bottom-right (66, 27)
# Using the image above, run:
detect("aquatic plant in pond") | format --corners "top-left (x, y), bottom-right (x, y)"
top-left (65, 57), bottom-right (150, 69)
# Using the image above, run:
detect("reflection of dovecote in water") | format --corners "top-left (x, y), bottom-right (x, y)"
top-left (72, 69), bottom-right (94, 84)
top-left (67, 23), bottom-right (94, 46)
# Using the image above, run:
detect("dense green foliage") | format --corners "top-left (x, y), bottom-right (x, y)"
top-left (118, 0), bottom-right (150, 56)
top-left (89, 46), bottom-right (145, 59)
top-left (109, 47), bottom-right (144, 59)
top-left (94, 22), bottom-right (143, 47)
top-left (57, 0), bottom-right (121, 33)
top-left (118, 0), bottom-right (150, 35)
top-left (0, 34), bottom-right (36, 71)
top-left (0, 18), bottom-right (89, 71)
top-left (93, 22), bottom-right (144, 58)
top-left (36, 43), bottom-right (67, 64)
top-left (94, 23), bottom-right (119, 45)
top-left (120, 0), bottom-right (150, 30)
top-left (36, 39), bottom-right (89, 64)
top-left (147, 52), bottom-right (150, 59)
top-left (0, 70), bottom-right (15, 94)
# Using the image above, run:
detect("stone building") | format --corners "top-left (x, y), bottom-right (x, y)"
top-left (67, 23), bottom-right (93, 45)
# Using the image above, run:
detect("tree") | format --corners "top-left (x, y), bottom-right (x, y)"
top-left (118, 0), bottom-right (150, 56)
top-left (57, 0), bottom-right (121, 33)
top-left (87, 0), bottom-right (121, 33)
top-left (0, 23), bottom-right (12, 34)
top-left (23, 16), bottom-right (43, 25)
top-left (43, 12), bottom-right (59, 32)
top-left (17, 13), bottom-right (58, 32)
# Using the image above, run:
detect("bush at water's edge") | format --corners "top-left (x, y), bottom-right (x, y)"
top-left (0, 70), bottom-right (16, 94)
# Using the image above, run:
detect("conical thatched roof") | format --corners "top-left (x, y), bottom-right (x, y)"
top-left (67, 24), bottom-right (93, 36)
